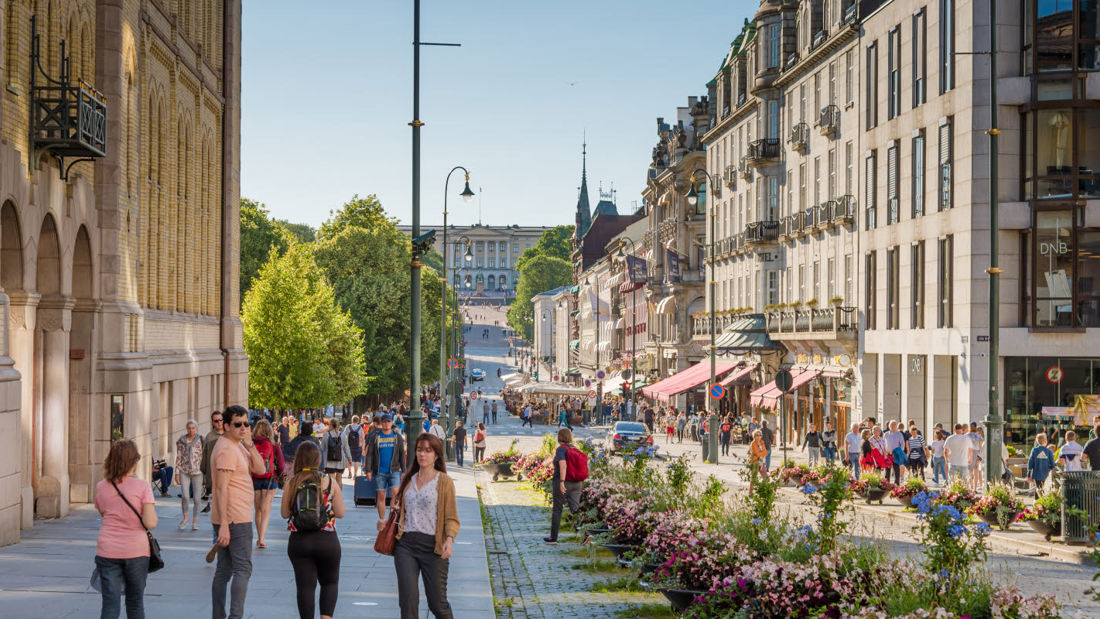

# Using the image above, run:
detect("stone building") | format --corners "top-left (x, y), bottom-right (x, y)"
top-left (0, 1), bottom-right (246, 545)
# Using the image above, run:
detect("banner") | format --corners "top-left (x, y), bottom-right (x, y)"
top-left (667, 249), bottom-right (681, 283)
top-left (589, 291), bottom-right (610, 317)
top-left (625, 254), bottom-right (647, 283)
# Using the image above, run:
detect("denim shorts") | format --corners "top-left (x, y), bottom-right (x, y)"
top-left (375, 471), bottom-right (402, 493)
top-left (252, 478), bottom-right (278, 491)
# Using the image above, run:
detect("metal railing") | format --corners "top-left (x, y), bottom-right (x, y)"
top-left (789, 123), bottom-right (810, 152)
top-left (745, 220), bottom-right (779, 244)
top-left (815, 105), bottom-right (840, 136)
top-left (746, 138), bottom-right (780, 165)
top-left (836, 195), bottom-right (857, 224)
top-left (764, 306), bottom-right (857, 336)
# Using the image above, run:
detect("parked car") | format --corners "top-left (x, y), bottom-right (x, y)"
top-left (470, 368), bottom-right (486, 381)
top-left (606, 421), bottom-right (652, 453)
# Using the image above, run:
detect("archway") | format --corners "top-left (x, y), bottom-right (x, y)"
top-left (68, 226), bottom-right (95, 503)
top-left (1, 202), bottom-right (23, 291)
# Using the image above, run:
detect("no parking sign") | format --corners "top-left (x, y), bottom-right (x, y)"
top-left (709, 384), bottom-right (725, 400)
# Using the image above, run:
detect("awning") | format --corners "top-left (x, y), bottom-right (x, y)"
top-left (714, 315), bottom-right (778, 351)
top-left (788, 369), bottom-right (821, 391)
top-left (569, 285), bottom-right (580, 294)
top-left (641, 359), bottom-right (736, 402)
top-left (656, 295), bottom-right (677, 315)
top-left (569, 339), bottom-right (580, 350)
top-left (619, 281), bottom-right (644, 293)
top-left (613, 317), bottom-right (624, 329)
top-left (749, 369), bottom-right (821, 409)
top-left (719, 364), bottom-right (757, 386)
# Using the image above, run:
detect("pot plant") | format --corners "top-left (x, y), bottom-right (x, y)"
top-left (966, 482), bottom-right (1025, 531)
top-left (890, 476), bottom-right (928, 507)
top-left (829, 295), bottom-right (844, 306)
top-left (1016, 492), bottom-right (1062, 539)
top-left (849, 471), bottom-right (893, 504)
top-left (652, 531), bottom-right (745, 612)
top-left (933, 478), bottom-right (978, 513)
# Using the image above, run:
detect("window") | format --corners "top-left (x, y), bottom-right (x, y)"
top-left (766, 23), bottom-right (781, 68)
top-left (488, 258), bottom-right (495, 268)
top-left (866, 41), bottom-right (879, 129)
top-left (911, 241), bottom-right (926, 328)
top-left (767, 175), bottom-right (779, 219)
top-left (767, 270), bottom-right (779, 305)
top-left (887, 141), bottom-right (899, 224)
top-left (845, 49), bottom-right (855, 105)
top-left (828, 257), bottom-right (836, 300)
top-left (865, 251), bottom-right (878, 329)
top-left (888, 26), bottom-right (901, 119)
top-left (813, 261), bottom-right (821, 302)
top-left (799, 264), bottom-right (806, 302)
top-left (829, 61), bottom-right (837, 105)
top-left (814, 71), bottom-right (821, 115)
top-left (800, 162), bottom-right (807, 212)
top-left (845, 141), bottom-right (854, 195)
top-left (800, 83), bottom-right (807, 123)
top-left (1032, 210), bottom-right (1075, 326)
top-left (938, 117), bottom-right (953, 210)
top-left (913, 8), bottom-right (927, 106)
top-left (499, 241), bottom-right (506, 252)
top-left (845, 254), bottom-right (853, 304)
top-left (939, 0), bottom-right (954, 93)
top-left (937, 235), bottom-right (954, 327)
top-left (912, 129), bottom-right (926, 217)
top-left (865, 150), bottom-right (877, 229)
top-left (786, 170), bottom-right (794, 218)
top-left (887, 246), bottom-right (900, 329)
top-left (1022, 108), bottom-right (1100, 200)
top-left (814, 156), bottom-right (821, 206)
top-left (787, 266), bottom-right (794, 301)
top-left (767, 99), bottom-right (780, 139)
top-left (828, 148), bottom-right (837, 200)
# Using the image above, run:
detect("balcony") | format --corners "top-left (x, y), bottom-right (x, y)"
top-left (779, 215), bottom-right (796, 239)
top-left (812, 30), bottom-right (829, 51)
top-left (745, 139), bottom-right (780, 168)
top-left (764, 306), bottom-right (857, 341)
top-left (802, 206), bottom-right (818, 231)
top-left (745, 220), bottom-right (779, 245)
top-left (791, 211), bottom-right (807, 237)
top-left (818, 201), bottom-right (838, 229)
top-left (836, 195), bottom-right (856, 225)
top-left (692, 312), bottom-right (752, 339)
top-left (789, 122), bottom-right (809, 153)
top-left (738, 156), bottom-right (753, 180)
top-left (724, 164), bottom-right (737, 189)
top-left (815, 105), bottom-right (840, 137)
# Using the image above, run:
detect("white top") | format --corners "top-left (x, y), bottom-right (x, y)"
top-left (931, 440), bottom-right (945, 459)
top-left (404, 474), bottom-right (439, 536)
top-left (844, 432), bottom-right (862, 454)
top-left (429, 424), bottom-right (446, 440)
top-left (943, 434), bottom-right (973, 467)
top-left (1061, 441), bottom-right (1084, 472)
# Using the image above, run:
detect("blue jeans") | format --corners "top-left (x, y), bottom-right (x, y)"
top-left (823, 446), bottom-right (837, 462)
top-left (455, 446), bottom-right (465, 467)
top-left (95, 555), bottom-right (149, 619)
top-left (932, 456), bottom-right (947, 485)
top-left (849, 452), bottom-right (861, 479)
top-left (764, 448), bottom-right (772, 471)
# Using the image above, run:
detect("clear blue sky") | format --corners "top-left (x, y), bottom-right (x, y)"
top-left (240, 0), bottom-right (755, 229)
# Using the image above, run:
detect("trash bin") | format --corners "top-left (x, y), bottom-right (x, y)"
top-left (1061, 471), bottom-right (1100, 543)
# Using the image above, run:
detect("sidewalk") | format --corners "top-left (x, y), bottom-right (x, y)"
top-left (0, 467), bottom-right (493, 618)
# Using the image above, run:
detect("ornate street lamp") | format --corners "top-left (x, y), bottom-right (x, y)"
top-left (686, 168), bottom-right (721, 464)
top-left (616, 237), bottom-right (640, 410)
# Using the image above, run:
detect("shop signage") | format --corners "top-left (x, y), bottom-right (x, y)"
top-left (813, 353), bottom-right (823, 364)
top-left (833, 353), bottom-right (853, 367)
top-left (1046, 366), bottom-right (1064, 384)
top-left (796, 353), bottom-right (809, 364)
top-left (625, 255), bottom-right (648, 282)
top-left (667, 249), bottom-right (681, 283)
top-left (1040, 241), bottom-right (1069, 256)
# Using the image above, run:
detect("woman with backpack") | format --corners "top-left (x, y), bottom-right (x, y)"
top-left (344, 416), bottom-right (364, 480)
top-left (251, 419), bottom-right (286, 549)
top-left (281, 441), bottom-right (345, 619)
top-left (319, 419), bottom-right (352, 484)
top-left (543, 428), bottom-right (587, 545)
top-left (473, 423), bottom-right (487, 463)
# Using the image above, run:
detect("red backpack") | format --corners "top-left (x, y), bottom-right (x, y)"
top-left (254, 440), bottom-right (277, 480)
top-left (564, 446), bottom-right (589, 482)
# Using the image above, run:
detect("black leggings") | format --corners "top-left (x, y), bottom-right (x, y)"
top-left (287, 530), bottom-right (341, 618)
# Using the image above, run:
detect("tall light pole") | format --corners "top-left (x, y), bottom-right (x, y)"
top-left (407, 0), bottom-right (460, 464)
top-left (585, 274), bottom-right (601, 426)
top-left (616, 238), bottom-right (639, 408)
top-left (984, 0), bottom-right (1004, 486)
top-left (687, 168), bottom-right (721, 464)
top-left (538, 310), bottom-right (551, 380)
top-left (439, 170), bottom-right (474, 461)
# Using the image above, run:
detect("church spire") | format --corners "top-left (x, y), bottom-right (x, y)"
top-left (575, 138), bottom-right (592, 239)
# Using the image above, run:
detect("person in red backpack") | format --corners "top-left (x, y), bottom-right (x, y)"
top-left (250, 419), bottom-right (286, 549)
top-left (544, 428), bottom-right (587, 545)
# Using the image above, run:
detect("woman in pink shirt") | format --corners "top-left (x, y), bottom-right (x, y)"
top-left (94, 439), bottom-right (159, 618)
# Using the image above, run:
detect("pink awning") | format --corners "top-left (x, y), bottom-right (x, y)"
top-left (788, 369), bottom-right (821, 391)
top-left (749, 368), bottom-right (820, 409)
top-left (641, 360), bottom-right (736, 403)
top-left (719, 364), bottom-right (757, 386)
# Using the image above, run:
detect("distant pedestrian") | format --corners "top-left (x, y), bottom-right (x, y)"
top-left (760, 421), bottom-right (774, 471)
top-left (558, 408), bottom-right (573, 431)
top-left (930, 430), bottom-right (948, 485)
top-left (907, 429), bottom-right (928, 480)
top-left (320, 419), bottom-right (352, 485)
top-left (719, 417), bottom-right (733, 456)
top-left (482, 400), bottom-right (490, 426)
top-left (251, 419), bottom-right (286, 549)
top-left (365, 414), bottom-right (406, 530)
top-left (451, 421), bottom-right (468, 467)
top-left (844, 423), bottom-right (863, 478)
top-left (943, 423), bottom-right (974, 484)
top-left (200, 410), bottom-right (225, 513)
top-left (822, 422), bottom-right (838, 462)
top-left (473, 423), bottom-right (487, 463)
top-left (748, 430), bottom-right (768, 479)
top-left (428, 418), bottom-right (447, 441)
top-left (544, 428), bottom-right (586, 544)
top-left (1028, 433), bottom-right (1055, 496)
top-left (175, 419), bottom-right (204, 531)
top-left (676, 413), bottom-right (686, 443)
top-left (521, 405), bottom-right (533, 428)
top-left (345, 415), bottom-right (364, 480)
top-left (491, 400), bottom-right (498, 424)
top-left (94, 439), bottom-right (158, 619)
top-left (802, 423), bottom-right (822, 467)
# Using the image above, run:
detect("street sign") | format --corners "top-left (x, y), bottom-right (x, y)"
top-left (584, 379), bottom-right (592, 388)
top-left (588, 390), bottom-right (597, 399)
top-left (775, 369), bottom-right (793, 393)
top-left (470, 391), bottom-right (479, 400)
top-left (1046, 366), bottom-right (1064, 384)
top-left (596, 370), bottom-right (606, 380)
top-left (709, 384), bottom-right (725, 400)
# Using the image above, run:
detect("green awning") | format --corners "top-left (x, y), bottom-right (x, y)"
top-left (569, 310), bottom-right (579, 317)
top-left (569, 339), bottom-right (580, 350)
top-left (569, 285), bottom-right (580, 294)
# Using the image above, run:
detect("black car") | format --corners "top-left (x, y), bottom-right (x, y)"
top-left (607, 421), bottom-right (653, 453)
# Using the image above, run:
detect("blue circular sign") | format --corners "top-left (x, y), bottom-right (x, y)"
top-left (596, 370), bottom-right (606, 379)
top-left (584, 379), bottom-right (592, 388)
top-left (709, 384), bottom-right (725, 400)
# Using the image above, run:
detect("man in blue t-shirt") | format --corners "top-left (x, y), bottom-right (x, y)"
top-left (365, 414), bottom-right (406, 529)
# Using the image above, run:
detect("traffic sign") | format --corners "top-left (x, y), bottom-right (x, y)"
top-left (588, 390), bottom-right (597, 399)
top-left (470, 391), bottom-right (479, 400)
top-left (584, 379), bottom-right (592, 388)
top-left (596, 370), bottom-right (606, 380)
top-left (1046, 366), bottom-right (1064, 384)
top-left (709, 384), bottom-right (725, 400)
top-left (775, 369), bottom-right (793, 393)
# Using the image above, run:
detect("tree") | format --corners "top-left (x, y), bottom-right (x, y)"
top-left (279, 220), bottom-right (316, 244)
top-left (507, 254), bottom-right (572, 339)
top-left (317, 194), bottom-right (396, 242)
top-left (240, 198), bottom-right (293, 300)
top-left (516, 224), bottom-right (573, 272)
top-left (242, 243), bottom-right (367, 409)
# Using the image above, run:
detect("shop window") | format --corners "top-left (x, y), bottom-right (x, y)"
top-left (1025, 0), bottom-right (1100, 72)
top-left (1025, 107), bottom-right (1100, 200)
top-left (1077, 229), bottom-right (1100, 325)
top-left (1032, 210), bottom-right (1075, 326)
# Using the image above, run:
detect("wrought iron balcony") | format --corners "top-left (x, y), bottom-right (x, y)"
top-left (815, 105), bottom-right (840, 137)
top-left (802, 206), bottom-right (818, 230)
top-left (746, 139), bottom-right (780, 167)
top-left (29, 16), bottom-right (107, 181)
top-left (812, 30), bottom-right (829, 50)
top-left (779, 215), bottom-right (796, 239)
top-left (764, 306), bottom-right (857, 341)
top-left (724, 164), bottom-right (737, 189)
top-left (692, 311), bottom-right (752, 339)
top-left (836, 195), bottom-right (857, 225)
top-left (789, 122), bottom-right (810, 152)
top-left (818, 201), bottom-right (838, 228)
top-left (791, 211), bottom-right (807, 236)
top-left (745, 220), bottom-right (779, 245)
top-left (738, 156), bottom-right (753, 180)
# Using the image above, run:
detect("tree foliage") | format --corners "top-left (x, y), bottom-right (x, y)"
top-left (240, 198), bottom-right (293, 300)
top-left (507, 254), bottom-right (572, 339)
top-left (317, 194), bottom-right (395, 241)
top-left (516, 224), bottom-right (573, 272)
top-left (279, 220), bottom-right (316, 244)
top-left (242, 243), bottom-right (367, 409)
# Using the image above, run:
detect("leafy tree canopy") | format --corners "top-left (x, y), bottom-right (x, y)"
top-left (279, 220), bottom-right (316, 244)
top-left (240, 198), bottom-right (293, 301)
top-left (507, 254), bottom-right (572, 339)
top-left (317, 194), bottom-right (396, 241)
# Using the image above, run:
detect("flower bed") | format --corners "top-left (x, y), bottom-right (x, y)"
top-left (966, 483), bottom-right (1025, 531)
top-left (890, 476), bottom-right (928, 506)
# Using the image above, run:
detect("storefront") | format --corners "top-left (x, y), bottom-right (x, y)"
top-left (1004, 356), bottom-right (1100, 450)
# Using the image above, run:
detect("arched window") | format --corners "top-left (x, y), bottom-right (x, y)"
top-left (487, 274), bottom-right (496, 290)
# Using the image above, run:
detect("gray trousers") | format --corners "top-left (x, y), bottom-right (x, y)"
top-left (550, 480), bottom-right (582, 540)
top-left (394, 531), bottom-right (452, 619)
top-left (212, 522), bottom-right (252, 619)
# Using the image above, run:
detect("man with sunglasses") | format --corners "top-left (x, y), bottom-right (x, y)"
top-left (210, 405), bottom-right (266, 619)
top-left (200, 410), bottom-right (224, 513)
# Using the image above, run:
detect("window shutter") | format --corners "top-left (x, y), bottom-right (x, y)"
top-left (887, 143), bottom-right (898, 200)
top-left (938, 121), bottom-right (952, 165)
top-left (939, 119), bottom-right (953, 209)
top-left (865, 151), bottom-right (876, 228)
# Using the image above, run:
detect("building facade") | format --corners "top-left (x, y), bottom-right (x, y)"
top-left (0, 0), bottom-right (247, 545)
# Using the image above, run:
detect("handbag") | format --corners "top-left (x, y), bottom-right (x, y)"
top-left (374, 509), bottom-right (399, 556)
top-left (112, 481), bottom-right (165, 573)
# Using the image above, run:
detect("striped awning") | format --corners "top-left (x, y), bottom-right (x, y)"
top-left (656, 295), bottom-right (676, 315)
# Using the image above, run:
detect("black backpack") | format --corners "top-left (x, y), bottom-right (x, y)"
top-left (291, 478), bottom-right (326, 532)
top-left (347, 426), bottom-right (360, 447)
top-left (327, 434), bottom-right (341, 461)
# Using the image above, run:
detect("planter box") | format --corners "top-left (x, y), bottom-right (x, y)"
top-left (860, 487), bottom-right (888, 504)
top-left (481, 461), bottom-right (520, 481)
top-left (600, 543), bottom-right (640, 561)
top-left (1027, 519), bottom-right (1060, 540)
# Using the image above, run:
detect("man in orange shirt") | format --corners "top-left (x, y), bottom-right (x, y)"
top-left (209, 405), bottom-right (265, 619)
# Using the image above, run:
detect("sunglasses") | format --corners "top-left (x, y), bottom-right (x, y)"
top-left (231, 421), bottom-right (250, 428)
top-left (212, 418), bottom-right (224, 423)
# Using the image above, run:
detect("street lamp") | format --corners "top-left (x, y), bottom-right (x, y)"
top-left (686, 167), bottom-right (721, 464)
top-left (440, 188), bottom-right (473, 464)
top-left (616, 238), bottom-right (640, 411)
top-left (537, 310), bottom-right (552, 381)
top-left (585, 274), bottom-right (600, 426)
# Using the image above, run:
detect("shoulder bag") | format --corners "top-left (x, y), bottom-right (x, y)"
top-left (374, 509), bottom-right (399, 556)
top-left (112, 481), bottom-right (165, 572)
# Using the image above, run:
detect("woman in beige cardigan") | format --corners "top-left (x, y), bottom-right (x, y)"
top-left (391, 433), bottom-right (460, 619)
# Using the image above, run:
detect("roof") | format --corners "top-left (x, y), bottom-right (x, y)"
top-left (532, 285), bottom-right (571, 299)
top-left (713, 315), bottom-right (778, 352)
top-left (593, 198), bottom-right (617, 217)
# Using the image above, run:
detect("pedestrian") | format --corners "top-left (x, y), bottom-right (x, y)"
top-left (200, 410), bottom-right (225, 513)
top-left (393, 433), bottom-right (460, 619)
top-left (968, 424), bottom-right (986, 490)
top-left (802, 423), bottom-right (823, 466)
top-left (428, 417), bottom-right (447, 441)
top-left (345, 415), bottom-right (364, 480)
top-left (719, 416), bottom-right (733, 456)
top-left (844, 423), bottom-right (862, 479)
top-left (281, 441), bottom-right (345, 619)
top-left (175, 419), bottom-right (204, 531)
top-left (1082, 425), bottom-right (1100, 470)
top-left (644, 407), bottom-right (655, 433)
top-left (544, 428), bottom-right (586, 544)
top-left (676, 413), bottom-right (686, 443)
top-left (277, 417), bottom-right (293, 460)
top-left (251, 419), bottom-right (286, 549)
top-left (521, 404), bottom-right (533, 428)
top-left (907, 428), bottom-right (927, 480)
top-left (365, 414), bottom-right (406, 531)
top-left (883, 420), bottom-right (907, 484)
top-left (1028, 433), bottom-right (1056, 496)
top-left (451, 420), bottom-right (468, 467)
top-left (748, 429), bottom-right (768, 480)
top-left (930, 430), bottom-right (948, 485)
top-left (473, 423), bottom-right (487, 463)
top-left (319, 419), bottom-right (352, 485)
top-left (557, 408), bottom-right (573, 430)
top-left (760, 420), bottom-right (774, 471)
top-left (822, 422), bottom-right (837, 462)
top-left (151, 457), bottom-right (173, 498)
top-left (210, 405), bottom-right (266, 619)
top-left (870, 426), bottom-right (891, 477)
top-left (93, 439), bottom-right (158, 619)
top-left (481, 400), bottom-right (490, 426)
top-left (287, 422), bottom-right (321, 471)
top-left (1060, 430), bottom-right (1085, 471)
top-left (491, 399), bottom-right (498, 424)
top-left (943, 423), bottom-right (974, 484)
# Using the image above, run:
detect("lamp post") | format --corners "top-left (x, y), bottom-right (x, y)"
top-left (537, 310), bottom-right (552, 381)
top-left (616, 237), bottom-right (640, 410)
top-left (585, 274), bottom-right (601, 426)
top-left (983, 0), bottom-right (1004, 487)
top-left (440, 228), bottom-right (473, 462)
top-left (686, 168), bottom-right (721, 464)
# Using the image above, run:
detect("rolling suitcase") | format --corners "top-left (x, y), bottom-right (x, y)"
top-left (354, 475), bottom-right (375, 506)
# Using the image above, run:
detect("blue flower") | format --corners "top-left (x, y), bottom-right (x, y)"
top-left (751, 517), bottom-right (762, 526)
top-left (974, 522), bottom-right (992, 537)
top-left (947, 524), bottom-right (967, 539)
top-left (624, 456), bottom-right (634, 462)
top-left (801, 484), bottom-right (819, 495)
top-left (633, 446), bottom-right (645, 455)
top-left (937, 568), bottom-right (951, 581)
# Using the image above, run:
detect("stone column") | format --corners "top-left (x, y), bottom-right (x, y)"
top-left (35, 296), bottom-right (73, 519)
top-left (6, 291), bottom-right (39, 529)
top-left (0, 290), bottom-right (25, 545)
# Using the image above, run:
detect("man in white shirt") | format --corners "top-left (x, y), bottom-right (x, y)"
top-left (967, 423), bottom-right (985, 489)
top-left (428, 418), bottom-right (447, 441)
top-left (1059, 430), bottom-right (1085, 472)
top-left (943, 423), bottom-right (974, 483)
top-left (844, 423), bottom-right (863, 479)
top-left (883, 420), bottom-right (908, 484)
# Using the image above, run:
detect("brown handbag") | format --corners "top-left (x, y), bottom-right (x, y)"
top-left (374, 510), bottom-right (399, 556)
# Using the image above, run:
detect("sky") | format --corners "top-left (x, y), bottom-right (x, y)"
top-left (240, 0), bottom-right (756, 229)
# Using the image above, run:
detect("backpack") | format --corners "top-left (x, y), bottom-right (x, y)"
top-left (291, 477), bottom-right (327, 532)
top-left (564, 446), bottom-right (589, 482)
top-left (346, 425), bottom-right (360, 449)
top-left (254, 440), bottom-right (276, 480)
top-left (326, 434), bottom-right (342, 461)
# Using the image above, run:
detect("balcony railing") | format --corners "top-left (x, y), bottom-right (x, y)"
top-left (789, 122), bottom-right (810, 152)
top-left (802, 206), bottom-right (818, 230)
top-left (724, 164), bottom-right (737, 189)
top-left (836, 195), bottom-right (856, 225)
top-left (780, 215), bottom-right (797, 239)
top-left (692, 311), bottom-right (754, 338)
top-left (812, 30), bottom-right (829, 50)
top-left (818, 201), bottom-right (838, 228)
top-left (745, 220), bottom-right (779, 245)
top-left (791, 211), bottom-right (807, 236)
top-left (746, 138), bottom-right (780, 167)
top-left (815, 105), bottom-right (840, 136)
top-left (764, 306), bottom-right (857, 340)
top-left (738, 156), bottom-right (753, 180)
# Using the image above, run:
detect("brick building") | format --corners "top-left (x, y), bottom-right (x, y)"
top-left (0, 0), bottom-right (246, 545)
